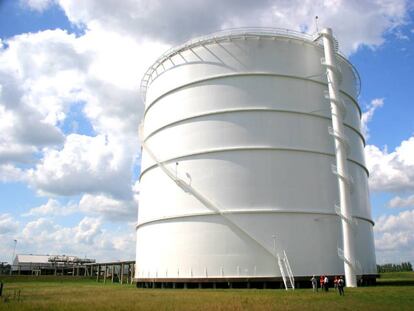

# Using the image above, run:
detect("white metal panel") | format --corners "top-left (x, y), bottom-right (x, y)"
top-left (138, 153), bottom-right (371, 225)
top-left (15, 254), bottom-right (50, 264)
top-left (144, 77), bottom-right (362, 139)
top-left (140, 112), bottom-right (366, 172)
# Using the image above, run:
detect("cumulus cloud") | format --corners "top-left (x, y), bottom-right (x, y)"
top-left (25, 194), bottom-right (138, 222)
top-left (389, 195), bottom-right (414, 208)
top-left (361, 98), bottom-right (384, 140)
top-left (14, 216), bottom-right (135, 261)
top-left (21, 0), bottom-right (55, 12)
top-left (79, 194), bottom-right (137, 222)
top-left (73, 217), bottom-right (102, 244)
top-left (0, 164), bottom-right (26, 182)
top-left (0, 214), bottom-right (19, 235)
top-left (1, 26), bottom-right (168, 202)
top-left (54, 0), bottom-right (409, 54)
top-left (365, 136), bottom-right (414, 192)
top-left (29, 134), bottom-right (134, 199)
top-left (0, 30), bottom-right (83, 164)
top-left (374, 210), bottom-right (414, 262)
top-left (24, 199), bottom-right (76, 217)
top-left (21, 216), bottom-right (101, 246)
top-left (0, 214), bottom-right (19, 263)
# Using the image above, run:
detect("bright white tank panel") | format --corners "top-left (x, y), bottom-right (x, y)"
top-left (136, 29), bottom-right (376, 281)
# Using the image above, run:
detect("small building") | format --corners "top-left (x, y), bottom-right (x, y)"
top-left (12, 254), bottom-right (95, 276)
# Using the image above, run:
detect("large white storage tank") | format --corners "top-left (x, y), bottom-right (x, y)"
top-left (136, 28), bottom-right (376, 287)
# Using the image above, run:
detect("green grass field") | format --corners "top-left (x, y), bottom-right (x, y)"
top-left (0, 273), bottom-right (413, 311)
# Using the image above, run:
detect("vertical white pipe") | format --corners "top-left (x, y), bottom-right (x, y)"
top-left (321, 28), bottom-right (357, 287)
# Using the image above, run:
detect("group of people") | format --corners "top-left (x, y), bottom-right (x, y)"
top-left (310, 275), bottom-right (345, 295)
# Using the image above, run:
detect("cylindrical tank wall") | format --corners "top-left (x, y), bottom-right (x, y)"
top-left (136, 31), bottom-right (376, 280)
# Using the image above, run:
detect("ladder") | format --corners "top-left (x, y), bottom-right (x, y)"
top-left (277, 251), bottom-right (295, 290)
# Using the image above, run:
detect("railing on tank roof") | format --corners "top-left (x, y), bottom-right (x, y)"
top-left (140, 27), bottom-right (360, 102)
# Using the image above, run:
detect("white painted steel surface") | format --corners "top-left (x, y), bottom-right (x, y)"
top-left (136, 28), bottom-right (376, 280)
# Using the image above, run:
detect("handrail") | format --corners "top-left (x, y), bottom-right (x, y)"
top-left (140, 27), bottom-right (361, 102)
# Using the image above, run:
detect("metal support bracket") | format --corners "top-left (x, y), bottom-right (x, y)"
top-left (328, 127), bottom-right (350, 155)
top-left (331, 164), bottom-right (354, 190)
top-left (337, 248), bottom-right (362, 274)
top-left (335, 205), bottom-right (358, 226)
top-left (324, 90), bottom-right (347, 119)
top-left (321, 57), bottom-right (342, 84)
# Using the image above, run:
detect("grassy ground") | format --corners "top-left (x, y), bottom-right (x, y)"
top-left (0, 274), bottom-right (413, 311)
top-left (377, 272), bottom-right (414, 285)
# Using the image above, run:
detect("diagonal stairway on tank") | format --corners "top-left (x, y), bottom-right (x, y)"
top-left (139, 123), bottom-right (295, 290)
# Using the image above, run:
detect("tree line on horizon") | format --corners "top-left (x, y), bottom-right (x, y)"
top-left (377, 262), bottom-right (413, 273)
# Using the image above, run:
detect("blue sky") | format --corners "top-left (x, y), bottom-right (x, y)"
top-left (0, 0), bottom-right (413, 265)
top-left (353, 29), bottom-right (414, 150)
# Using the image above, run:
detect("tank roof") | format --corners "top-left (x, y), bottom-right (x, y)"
top-left (140, 28), bottom-right (360, 101)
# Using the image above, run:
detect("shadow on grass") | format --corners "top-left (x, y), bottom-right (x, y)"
top-left (377, 280), bottom-right (414, 286)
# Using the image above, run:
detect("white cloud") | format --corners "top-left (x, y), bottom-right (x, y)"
top-left (361, 98), bottom-right (384, 140)
top-left (21, 216), bottom-right (98, 246)
top-left (29, 134), bottom-right (134, 199)
top-left (0, 214), bottom-right (19, 263)
top-left (0, 30), bottom-right (88, 123)
top-left (376, 209), bottom-right (414, 233)
top-left (25, 194), bottom-right (138, 222)
top-left (13, 216), bottom-right (135, 262)
top-left (0, 164), bottom-right (26, 182)
top-left (394, 29), bottom-right (410, 40)
top-left (0, 214), bottom-right (19, 235)
top-left (365, 136), bottom-right (414, 192)
top-left (389, 195), bottom-right (414, 208)
top-left (21, 216), bottom-right (102, 246)
top-left (73, 217), bottom-right (102, 244)
top-left (21, 0), bottom-right (55, 12)
top-left (24, 199), bottom-right (76, 217)
top-left (1, 27), bottom-right (167, 201)
top-left (79, 194), bottom-right (137, 222)
top-left (374, 210), bottom-right (414, 263)
top-left (0, 30), bottom-right (84, 164)
top-left (55, 0), bottom-right (410, 54)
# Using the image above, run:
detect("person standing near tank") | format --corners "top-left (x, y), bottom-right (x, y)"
top-left (338, 276), bottom-right (345, 296)
top-left (311, 275), bottom-right (318, 292)
top-left (334, 276), bottom-right (339, 291)
top-left (324, 275), bottom-right (329, 292)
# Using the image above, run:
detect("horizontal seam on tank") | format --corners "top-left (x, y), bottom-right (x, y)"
top-left (142, 107), bottom-right (366, 146)
top-left (139, 146), bottom-right (369, 180)
top-left (143, 72), bottom-right (362, 119)
top-left (144, 72), bottom-right (362, 117)
top-left (135, 210), bottom-right (374, 230)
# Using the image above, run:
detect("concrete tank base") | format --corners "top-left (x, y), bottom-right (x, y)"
top-left (135, 275), bottom-right (377, 289)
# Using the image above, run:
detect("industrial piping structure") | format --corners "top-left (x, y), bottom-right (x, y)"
top-left (136, 28), bottom-right (376, 288)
